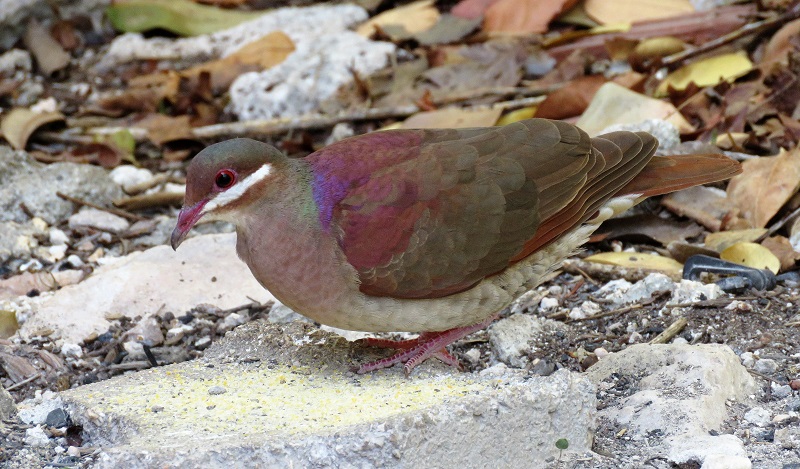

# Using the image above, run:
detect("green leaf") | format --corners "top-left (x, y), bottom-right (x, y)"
top-left (106, 0), bottom-right (266, 36)
top-left (555, 438), bottom-right (569, 450)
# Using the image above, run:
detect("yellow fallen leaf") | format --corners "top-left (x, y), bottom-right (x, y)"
top-left (0, 108), bottom-right (65, 150)
top-left (576, 82), bottom-right (693, 136)
top-left (656, 52), bottom-right (753, 96)
top-left (357, 0), bottom-right (439, 38)
top-left (584, 251), bottom-right (683, 275)
top-left (497, 107), bottom-right (537, 126)
top-left (0, 309), bottom-right (18, 339)
top-left (401, 107), bottom-right (501, 129)
top-left (704, 229), bottom-right (768, 252)
top-left (584, 0), bottom-right (694, 25)
top-left (720, 242), bottom-right (780, 274)
top-left (632, 37), bottom-right (687, 61)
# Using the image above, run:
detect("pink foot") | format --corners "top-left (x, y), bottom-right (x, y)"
top-left (355, 314), bottom-right (498, 375)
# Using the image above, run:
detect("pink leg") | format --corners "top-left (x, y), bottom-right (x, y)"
top-left (356, 314), bottom-right (498, 375)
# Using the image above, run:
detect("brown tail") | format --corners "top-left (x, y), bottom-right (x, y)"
top-left (620, 153), bottom-right (742, 198)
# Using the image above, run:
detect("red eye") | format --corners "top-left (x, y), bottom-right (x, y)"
top-left (215, 170), bottom-right (236, 189)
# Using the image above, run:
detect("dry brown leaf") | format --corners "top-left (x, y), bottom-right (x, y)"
top-left (0, 108), bottom-right (65, 150)
top-left (99, 71), bottom-right (181, 113)
top-left (182, 31), bottom-right (294, 92)
top-left (727, 148), bottom-right (800, 228)
top-left (484, 0), bottom-right (578, 35)
top-left (656, 52), bottom-right (753, 96)
top-left (575, 82), bottom-right (693, 136)
top-left (24, 19), bottom-right (71, 75)
top-left (401, 107), bottom-right (501, 129)
top-left (761, 236), bottom-right (800, 272)
top-left (451, 0), bottom-right (500, 19)
top-left (357, 0), bottom-right (440, 38)
top-left (584, 0), bottom-right (694, 25)
top-left (599, 214), bottom-right (703, 246)
top-left (137, 114), bottom-right (195, 146)
top-left (535, 75), bottom-right (605, 120)
top-left (761, 17), bottom-right (800, 66)
top-left (661, 186), bottom-right (734, 232)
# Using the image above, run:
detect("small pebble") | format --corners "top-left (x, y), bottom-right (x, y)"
top-left (49, 229), bottom-right (69, 245)
top-left (744, 406), bottom-right (771, 426)
top-left (67, 446), bottom-right (81, 457)
top-left (539, 297), bottom-right (559, 311)
top-left (753, 358), bottom-right (778, 375)
top-left (66, 255), bottom-right (84, 268)
top-left (772, 383), bottom-right (792, 399)
top-left (208, 386), bottom-right (226, 395)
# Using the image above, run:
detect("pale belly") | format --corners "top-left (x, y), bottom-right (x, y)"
top-left (238, 195), bottom-right (639, 333)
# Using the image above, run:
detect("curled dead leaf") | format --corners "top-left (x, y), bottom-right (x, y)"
top-left (761, 236), bottom-right (800, 272)
top-left (704, 229), bottom-right (768, 252)
top-left (0, 108), bottom-right (65, 150)
top-left (483, 0), bottom-right (578, 35)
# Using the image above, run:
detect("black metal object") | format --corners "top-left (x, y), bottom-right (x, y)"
top-left (682, 254), bottom-right (776, 291)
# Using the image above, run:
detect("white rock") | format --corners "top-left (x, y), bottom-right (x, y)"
top-left (587, 344), bottom-right (757, 468)
top-left (66, 254), bottom-right (84, 268)
top-left (743, 407), bottom-right (771, 426)
top-left (539, 297), bottom-right (559, 311)
top-left (772, 383), bottom-right (792, 399)
top-left (48, 228), bottom-right (69, 245)
top-left (595, 279), bottom-right (633, 305)
top-left (30, 97), bottom-right (58, 113)
top-left (740, 352), bottom-right (756, 368)
top-left (68, 208), bottom-right (130, 234)
top-left (752, 358), bottom-right (777, 375)
top-left (230, 31), bottom-right (394, 120)
top-left (699, 453), bottom-right (752, 469)
top-left (622, 273), bottom-right (675, 304)
top-left (219, 312), bottom-right (247, 332)
top-left (775, 426), bottom-right (800, 449)
top-left (109, 166), bottom-right (154, 192)
top-left (671, 280), bottom-right (722, 304)
top-left (568, 300), bottom-right (600, 320)
top-left (0, 48), bottom-right (31, 74)
top-left (100, 4), bottom-right (368, 67)
top-left (46, 244), bottom-right (67, 262)
top-left (17, 391), bottom-right (63, 425)
top-left (24, 426), bottom-right (50, 447)
top-left (126, 315), bottom-right (165, 346)
top-left (488, 314), bottom-right (543, 367)
top-left (61, 343), bottom-right (82, 358)
top-left (67, 446), bottom-right (81, 457)
top-left (18, 233), bottom-right (276, 344)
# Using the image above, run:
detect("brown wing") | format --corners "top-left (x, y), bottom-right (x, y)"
top-left (309, 119), bottom-right (658, 299)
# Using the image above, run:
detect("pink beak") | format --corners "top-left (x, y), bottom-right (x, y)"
top-left (171, 200), bottom-right (207, 250)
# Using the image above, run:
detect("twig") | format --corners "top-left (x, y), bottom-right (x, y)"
top-left (86, 96), bottom-right (546, 141)
top-left (661, 2), bottom-right (800, 68)
top-left (649, 316), bottom-right (688, 344)
top-left (6, 373), bottom-right (42, 391)
top-left (57, 191), bottom-right (146, 221)
top-left (755, 205), bottom-right (800, 244)
top-left (114, 191), bottom-right (184, 210)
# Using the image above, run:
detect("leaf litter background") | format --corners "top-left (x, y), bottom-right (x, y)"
top-left (1, 0), bottom-right (800, 466)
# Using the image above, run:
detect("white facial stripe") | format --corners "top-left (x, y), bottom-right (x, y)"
top-left (203, 163), bottom-right (273, 213)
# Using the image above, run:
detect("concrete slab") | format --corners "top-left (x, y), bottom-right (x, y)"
top-left (62, 321), bottom-right (596, 468)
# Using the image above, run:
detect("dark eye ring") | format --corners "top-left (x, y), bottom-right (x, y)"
top-left (215, 170), bottom-right (235, 189)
